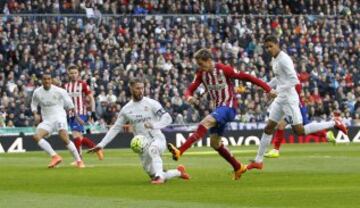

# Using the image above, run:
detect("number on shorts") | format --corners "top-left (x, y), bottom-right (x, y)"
top-left (57, 122), bottom-right (65, 129)
top-left (284, 116), bottom-right (293, 125)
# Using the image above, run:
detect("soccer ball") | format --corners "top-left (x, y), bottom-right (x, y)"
top-left (130, 135), bottom-right (147, 154)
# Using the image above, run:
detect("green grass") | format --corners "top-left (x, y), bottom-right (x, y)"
top-left (0, 143), bottom-right (360, 208)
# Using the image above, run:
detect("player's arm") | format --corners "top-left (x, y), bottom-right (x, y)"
top-left (224, 66), bottom-right (272, 92)
top-left (61, 89), bottom-right (84, 125)
top-left (268, 78), bottom-right (278, 89)
top-left (144, 100), bottom-right (172, 129)
top-left (83, 82), bottom-right (96, 118)
top-left (88, 111), bottom-right (126, 152)
top-left (31, 91), bottom-right (41, 125)
top-left (184, 71), bottom-right (202, 103)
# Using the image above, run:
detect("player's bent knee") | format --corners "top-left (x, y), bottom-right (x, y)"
top-left (210, 140), bottom-right (220, 149)
top-left (32, 135), bottom-right (40, 142)
top-left (264, 126), bottom-right (275, 135)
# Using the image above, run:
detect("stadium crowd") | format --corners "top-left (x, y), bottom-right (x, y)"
top-left (0, 1), bottom-right (359, 128)
top-left (0, 0), bottom-right (358, 15)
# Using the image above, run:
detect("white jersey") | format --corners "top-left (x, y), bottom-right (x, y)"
top-left (31, 85), bottom-right (74, 121)
top-left (268, 51), bottom-right (299, 103)
top-left (98, 97), bottom-right (172, 148)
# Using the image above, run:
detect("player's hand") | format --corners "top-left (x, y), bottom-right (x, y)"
top-left (144, 122), bottom-right (153, 129)
top-left (187, 96), bottom-right (198, 105)
top-left (87, 146), bottom-right (102, 153)
top-left (268, 89), bottom-right (277, 99)
top-left (34, 114), bottom-right (41, 125)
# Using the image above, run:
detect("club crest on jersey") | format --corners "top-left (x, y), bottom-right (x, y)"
top-left (144, 106), bottom-right (149, 111)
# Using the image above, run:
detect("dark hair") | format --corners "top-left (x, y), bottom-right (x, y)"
top-left (129, 77), bottom-right (144, 86)
top-left (67, 64), bottom-right (79, 71)
top-left (194, 48), bottom-right (212, 60)
top-left (41, 72), bottom-right (52, 79)
top-left (264, 35), bottom-right (279, 44)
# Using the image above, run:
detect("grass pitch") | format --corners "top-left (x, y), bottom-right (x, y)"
top-left (0, 143), bottom-right (359, 208)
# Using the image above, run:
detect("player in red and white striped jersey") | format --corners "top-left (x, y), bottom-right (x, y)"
top-left (167, 48), bottom-right (277, 180)
top-left (64, 65), bottom-right (104, 161)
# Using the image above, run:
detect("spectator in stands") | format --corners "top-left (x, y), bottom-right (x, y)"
top-left (0, 2), bottom-right (358, 129)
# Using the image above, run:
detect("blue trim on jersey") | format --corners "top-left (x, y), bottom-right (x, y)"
top-left (68, 115), bottom-right (88, 132)
top-left (209, 106), bottom-right (236, 136)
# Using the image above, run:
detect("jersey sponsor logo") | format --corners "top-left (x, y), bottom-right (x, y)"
top-left (131, 116), bottom-right (152, 124)
top-left (207, 83), bottom-right (227, 91)
top-left (68, 91), bottom-right (82, 97)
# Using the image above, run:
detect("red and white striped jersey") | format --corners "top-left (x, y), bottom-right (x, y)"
top-left (64, 81), bottom-right (91, 116)
top-left (185, 63), bottom-right (271, 108)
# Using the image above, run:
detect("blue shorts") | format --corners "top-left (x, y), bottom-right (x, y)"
top-left (68, 115), bottom-right (88, 133)
top-left (209, 106), bottom-right (236, 136)
top-left (300, 106), bottom-right (309, 125)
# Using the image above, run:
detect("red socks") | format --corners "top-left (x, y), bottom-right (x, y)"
top-left (74, 137), bottom-right (96, 153)
top-left (73, 137), bottom-right (82, 153)
top-left (311, 130), bottom-right (327, 138)
top-left (215, 144), bottom-right (241, 171)
top-left (81, 137), bottom-right (96, 148)
top-left (273, 129), bottom-right (285, 150)
top-left (179, 124), bottom-right (208, 154)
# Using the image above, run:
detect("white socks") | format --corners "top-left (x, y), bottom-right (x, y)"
top-left (255, 133), bottom-right (273, 163)
top-left (38, 139), bottom-right (56, 156)
top-left (66, 141), bottom-right (82, 162)
top-left (164, 169), bottom-right (181, 180)
top-left (304, 121), bottom-right (335, 135)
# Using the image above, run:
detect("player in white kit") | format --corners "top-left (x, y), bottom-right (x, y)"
top-left (247, 35), bottom-right (349, 170)
top-left (88, 78), bottom-right (190, 184)
top-left (31, 73), bottom-right (85, 168)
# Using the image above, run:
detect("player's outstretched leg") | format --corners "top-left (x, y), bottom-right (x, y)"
top-left (303, 117), bottom-right (348, 136)
top-left (168, 124), bottom-right (208, 161)
top-left (82, 136), bottom-right (104, 160)
top-left (213, 143), bottom-right (247, 180)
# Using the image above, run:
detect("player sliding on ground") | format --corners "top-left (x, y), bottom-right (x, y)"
top-left (248, 35), bottom-right (348, 170)
top-left (88, 78), bottom-right (189, 184)
top-left (167, 48), bottom-right (277, 180)
top-left (265, 83), bottom-right (336, 158)
top-left (31, 73), bottom-right (85, 168)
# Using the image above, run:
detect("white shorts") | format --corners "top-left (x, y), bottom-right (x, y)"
top-left (36, 118), bottom-right (68, 135)
top-left (140, 138), bottom-right (166, 177)
top-left (268, 100), bottom-right (303, 125)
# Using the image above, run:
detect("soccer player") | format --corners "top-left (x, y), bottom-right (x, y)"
top-left (88, 78), bottom-right (190, 184)
top-left (64, 65), bottom-right (104, 162)
top-left (31, 73), bottom-right (85, 168)
top-left (265, 83), bottom-right (336, 158)
top-left (248, 35), bottom-right (348, 170)
top-left (167, 48), bottom-right (277, 180)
